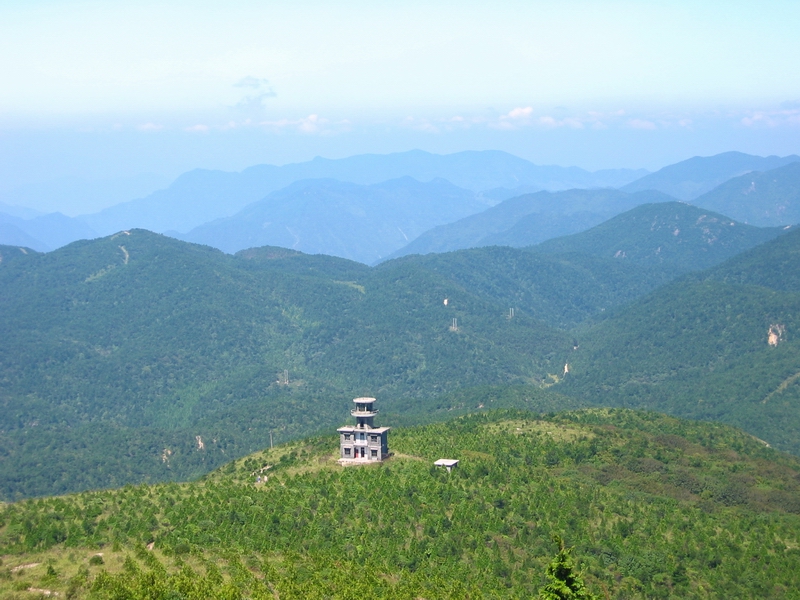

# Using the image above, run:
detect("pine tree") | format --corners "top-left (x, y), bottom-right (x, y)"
top-left (538, 536), bottom-right (600, 600)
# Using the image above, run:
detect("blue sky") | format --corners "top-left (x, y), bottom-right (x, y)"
top-left (1, 0), bottom-right (799, 192)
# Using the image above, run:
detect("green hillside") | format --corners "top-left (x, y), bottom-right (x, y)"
top-left (382, 246), bottom-right (675, 329)
top-left (3, 219), bottom-right (799, 501)
top-left (0, 244), bottom-right (39, 265)
top-left (0, 231), bottom-right (573, 499)
top-left (2, 409), bottom-right (800, 599)
top-left (531, 201), bottom-right (788, 273)
top-left (562, 228), bottom-right (800, 454)
top-left (693, 161), bottom-right (800, 227)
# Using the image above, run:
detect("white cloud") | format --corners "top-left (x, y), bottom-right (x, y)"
top-left (234, 76), bottom-right (268, 90)
top-left (492, 107), bottom-right (588, 130)
top-left (137, 122), bottom-right (163, 131)
top-left (298, 114), bottom-right (323, 133)
top-left (259, 114), bottom-right (349, 135)
top-left (232, 77), bottom-right (276, 114)
top-left (506, 106), bottom-right (533, 119)
top-left (490, 106), bottom-right (535, 130)
top-left (741, 107), bottom-right (800, 127)
top-left (185, 124), bottom-right (209, 133)
top-left (399, 116), bottom-right (440, 133)
top-left (536, 115), bottom-right (584, 129)
top-left (627, 118), bottom-right (657, 130)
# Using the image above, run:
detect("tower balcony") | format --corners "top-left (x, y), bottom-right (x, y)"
top-left (351, 408), bottom-right (378, 417)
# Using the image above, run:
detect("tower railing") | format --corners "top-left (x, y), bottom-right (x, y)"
top-left (351, 408), bottom-right (378, 416)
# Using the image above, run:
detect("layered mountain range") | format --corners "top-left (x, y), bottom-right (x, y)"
top-left (3, 150), bottom-right (799, 259)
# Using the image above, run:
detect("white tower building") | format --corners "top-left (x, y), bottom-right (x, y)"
top-left (337, 397), bottom-right (390, 462)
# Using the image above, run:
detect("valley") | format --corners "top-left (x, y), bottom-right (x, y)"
top-left (2, 150), bottom-right (800, 598)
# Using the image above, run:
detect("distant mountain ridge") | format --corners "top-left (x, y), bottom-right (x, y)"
top-left (621, 151), bottom-right (800, 200)
top-left (181, 177), bottom-right (492, 263)
top-left (386, 188), bottom-right (676, 260)
top-left (80, 150), bottom-right (648, 236)
top-left (692, 161), bottom-right (800, 226)
top-left (0, 210), bottom-right (98, 252)
top-left (0, 173), bottom-right (170, 216)
top-left (0, 222), bottom-right (46, 250)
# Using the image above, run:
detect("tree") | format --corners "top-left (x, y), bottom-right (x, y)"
top-left (538, 536), bottom-right (599, 600)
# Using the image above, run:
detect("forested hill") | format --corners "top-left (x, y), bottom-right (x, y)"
top-left (530, 201), bottom-right (789, 273)
top-left (2, 216), bottom-right (799, 499)
top-left (0, 243), bottom-right (39, 265)
top-left (562, 227), bottom-right (800, 455)
top-left (0, 230), bottom-right (578, 499)
top-left (1, 409), bottom-right (800, 598)
top-left (692, 160), bottom-right (800, 227)
top-left (380, 246), bottom-right (675, 329)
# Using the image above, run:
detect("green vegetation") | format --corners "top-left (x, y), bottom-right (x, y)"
top-left (384, 246), bottom-right (674, 329)
top-left (2, 409), bottom-right (800, 598)
top-left (0, 244), bottom-right (38, 265)
top-left (531, 201), bottom-right (787, 273)
top-left (0, 231), bottom-right (580, 499)
top-left (3, 218), bottom-right (800, 500)
top-left (693, 161), bottom-right (800, 227)
top-left (539, 537), bottom-right (599, 600)
top-left (563, 228), bottom-right (800, 455)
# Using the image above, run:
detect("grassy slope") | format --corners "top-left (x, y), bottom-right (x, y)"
top-left (1, 409), bottom-right (800, 599)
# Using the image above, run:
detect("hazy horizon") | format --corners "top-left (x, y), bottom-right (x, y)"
top-left (1, 1), bottom-right (799, 210)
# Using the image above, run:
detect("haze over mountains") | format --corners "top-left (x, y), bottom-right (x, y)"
top-left (2, 149), bottom-right (799, 261)
top-left (384, 189), bottom-right (674, 260)
top-left (81, 150), bottom-right (649, 238)
top-left (692, 161), bottom-right (800, 226)
top-left (3, 146), bottom-right (800, 502)
top-left (620, 150), bottom-right (800, 200)
top-left (180, 177), bottom-right (492, 263)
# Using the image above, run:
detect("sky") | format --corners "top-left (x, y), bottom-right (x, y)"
top-left (1, 0), bottom-right (799, 209)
